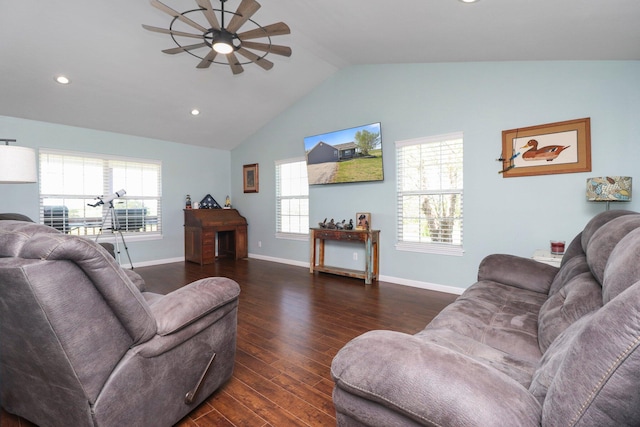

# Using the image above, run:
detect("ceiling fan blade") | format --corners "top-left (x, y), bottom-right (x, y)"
top-left (195, 0), bottom-right (221, 31)
top-left (237, 22), bottom-right (290, 41)
top-left (151, 0), bottom-right (208, 33)
top-left (236, 47), bottom-right (273, 70)
top-left (196, 49), bottom-right (219, 68)
top-left (226, 52), bottom-right (244, 75)
top-left (142, 24), bottom-right (204, 40)
top-left (226, 0), bottom-right (261, 34)
top-left (240, 40), bottom-right (291, 57)
top-left (162, 42), bottom-right (207, 54)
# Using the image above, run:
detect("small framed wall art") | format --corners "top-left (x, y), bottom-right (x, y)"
top-left (356, 212), bottom-right (370, 230)
top-left (243, 163), bottom-right (259, 193)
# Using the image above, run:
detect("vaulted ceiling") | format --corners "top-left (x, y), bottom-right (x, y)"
top-left (1, 1), bottom-right (639, 150)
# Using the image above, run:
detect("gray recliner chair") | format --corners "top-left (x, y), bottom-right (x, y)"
top-left (0, 220), bottom-right (240, 426)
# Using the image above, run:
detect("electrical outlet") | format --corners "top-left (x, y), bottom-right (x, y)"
top-left (353, 252), bottom-right (358, 261)
top-left (258, 241), bottom-right (262, 248)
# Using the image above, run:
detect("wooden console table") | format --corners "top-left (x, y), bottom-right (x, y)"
top-left (309, 228), bottom-right (380, 285)
top-left (184, 209), bottom-right (248, 265)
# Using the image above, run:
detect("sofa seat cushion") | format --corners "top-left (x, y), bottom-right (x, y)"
top-left (423, 281), bottom-right (546, 358)
top-left (415, 327), bottom-right (539, 387)
top-left (332, 330), bottom-right (542, 427)
top-left (414, 280), bottom-right (547, 387)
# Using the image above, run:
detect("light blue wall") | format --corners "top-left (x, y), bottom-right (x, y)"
top-left (0, 116), bottom-right (231, 265)
top-left (3, 61), bottom-right (638, 289)
top-left (231, 61), bottom-right (640, 290)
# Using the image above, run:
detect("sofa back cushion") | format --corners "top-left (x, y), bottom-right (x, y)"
top-left (537, 212), bottom-right (640, 353)
top-left (547, 254), bottom-right (591, 296)
top-left (531, 213), bottom-right (640, 425)
top-left (535, 281), bottom-right (640, 426)
top-left (585, 214), bottom-right (640, 286)
top-left (579, 210), bottom-right (637, 253)
top-left (602, 227), bottom-right (640, 303)
top-left (537, 268), bottom-right (601, 353)
top-left (536, 213), bottom-right (640, 354)
top-left (529, 312), bottom-right (594, 406)
top-left (557, 232), bottom-right (583, 268)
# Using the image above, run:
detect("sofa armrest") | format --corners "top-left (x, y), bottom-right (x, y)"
top-left (149, 277), bottom-right (240, 336)
top-left (477, 253), bottom-right (558, 294)
top-left (132, 277), bottom-right (240, 358)
top-left (331, 330), bottom-right (541, 427)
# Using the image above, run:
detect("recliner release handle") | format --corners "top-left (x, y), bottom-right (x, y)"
top-left (184, 352), bottom-right (216, 405)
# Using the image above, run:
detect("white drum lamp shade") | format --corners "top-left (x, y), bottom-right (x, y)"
top-left (0, 144), bottom-right (37, 183)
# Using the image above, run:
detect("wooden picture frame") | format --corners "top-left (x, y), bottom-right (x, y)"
top-left (356, 212), bottom-right (371, 230)
top-left (243, 163), bottom-right (259, 193)
top-left (501, 118), bottom-right (591, 178)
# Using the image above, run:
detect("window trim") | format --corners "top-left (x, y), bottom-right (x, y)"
top-left (39, 148), bottom-right (162, 240)
top-left (395, 132), bottom-right (464, 256)
top-left (275, 157), bottom-right (309, 240)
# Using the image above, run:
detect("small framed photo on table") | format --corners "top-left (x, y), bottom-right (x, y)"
top-left (356, 213), bottom-right (370, 230)
top-left (243, 163), bottom-right (259, 193)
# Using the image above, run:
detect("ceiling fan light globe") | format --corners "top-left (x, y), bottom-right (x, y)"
top-left (213, 42), bottom-right (234, 54)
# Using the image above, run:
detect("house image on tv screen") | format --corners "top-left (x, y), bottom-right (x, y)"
top-left (306, 141), bottom-right (359, 165)
top-left (303, 122), bottom-right (383, 185)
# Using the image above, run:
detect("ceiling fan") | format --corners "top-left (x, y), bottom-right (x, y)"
top-left (143, 0), bottom-right (291, 75)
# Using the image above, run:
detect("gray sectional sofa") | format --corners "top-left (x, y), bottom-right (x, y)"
top-left (331, 210), bottom-right (640, 426)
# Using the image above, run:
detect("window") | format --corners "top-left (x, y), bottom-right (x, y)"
top-left (396, 132), bottom-right (463, 255)
top-left (276, 158), bottom-right (309, 238)
top-left (39, 149), bottom-right (162, 238)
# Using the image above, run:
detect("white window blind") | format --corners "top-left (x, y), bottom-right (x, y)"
top-left (396, 132), bottom-right (463, 255)
top-left (276, 158), bottom-right (309, 238)
top-left (39, 149), bottom-right (162, 238)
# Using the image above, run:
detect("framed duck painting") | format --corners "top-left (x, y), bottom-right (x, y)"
top-left (501, 118), bottom-right (591, 178)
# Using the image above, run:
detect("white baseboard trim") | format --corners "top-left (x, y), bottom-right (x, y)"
top-left (131, 254), bottom-right (464, 296)
top-left (247, 253), bottom-right (464, 296)
top-left (248, 253), bottom-right (309, 268)
top-left (120, 256), bottom-right (184, 270)
top-left (378, 274), bottom-right (465, 295)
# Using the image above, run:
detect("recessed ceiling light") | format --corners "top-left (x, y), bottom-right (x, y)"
top-left (54, 75), bottom-right (71, 85)
top-left (191, 109), bottom-right (200, 116)
top-left (459, 0), bottom-right (479, 3)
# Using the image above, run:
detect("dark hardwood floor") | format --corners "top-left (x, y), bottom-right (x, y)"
top-left (1, 258), bottom-right (457, 427)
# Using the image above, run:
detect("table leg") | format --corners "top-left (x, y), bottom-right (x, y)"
top-left (373, 241), bottom-right (379, 279)
top-left (309, 233), bottom-right (316, 273)
top-left (365, 236), bottom-right (372, 285)
top-left (319, 238), bottom-right (325, 267)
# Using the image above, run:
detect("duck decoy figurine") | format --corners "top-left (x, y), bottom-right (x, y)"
top-left (520, 139), bottom-right (570, 162)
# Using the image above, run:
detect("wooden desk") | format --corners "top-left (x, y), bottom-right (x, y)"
top-left (309, 228), bottom-right (380, 285)
top-left (184, 209), bottom-right (248, 265)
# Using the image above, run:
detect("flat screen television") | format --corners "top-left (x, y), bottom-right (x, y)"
top-left (304, 122), bottom-right (383, 185)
